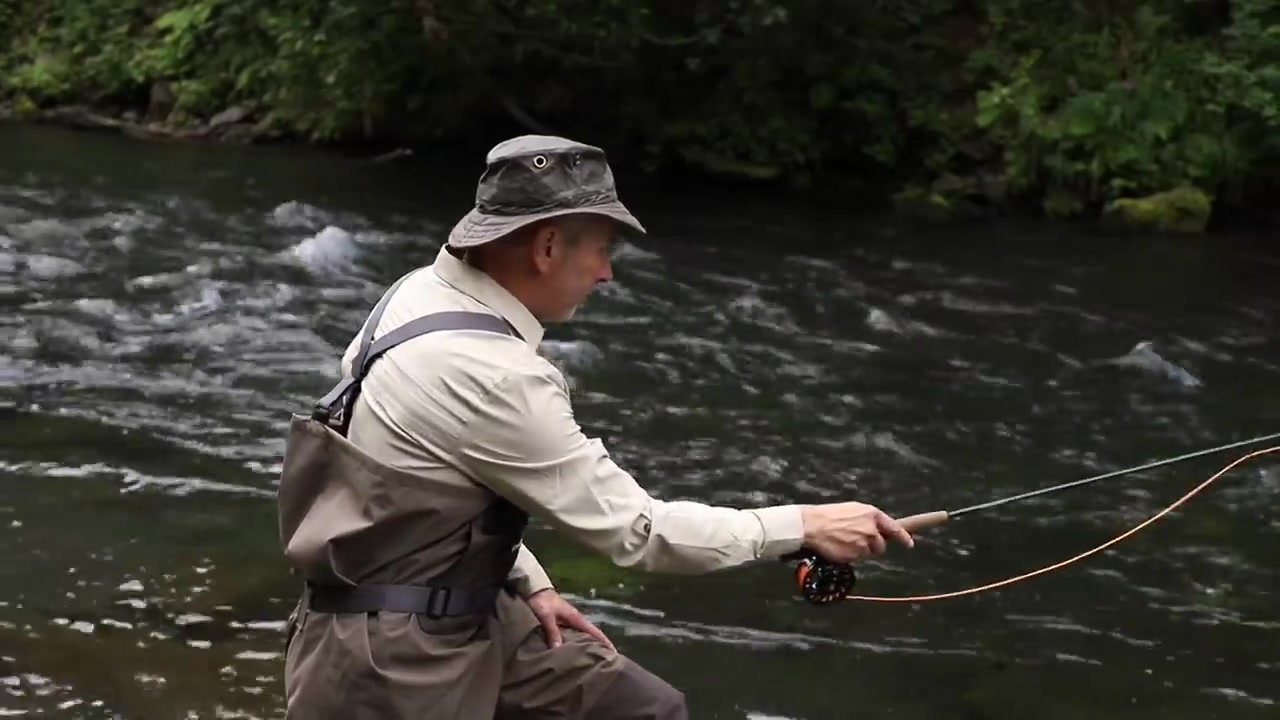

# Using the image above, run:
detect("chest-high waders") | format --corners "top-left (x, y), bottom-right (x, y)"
top-left (275, 271), bottom-right (688, 719)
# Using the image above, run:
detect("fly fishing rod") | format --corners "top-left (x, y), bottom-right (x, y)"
top-left (787, 431), bottom-right (1280, 605)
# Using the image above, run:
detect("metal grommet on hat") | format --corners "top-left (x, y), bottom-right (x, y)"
top-left (531, 154), bottom-right (548, 169)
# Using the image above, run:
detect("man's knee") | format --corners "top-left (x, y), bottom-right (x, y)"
top-left (650, 683), bottom-right (687, 720)
top-left (586, 658), bottom-right (687, 720)
top-left (635, 674), bottom-right (686, 720)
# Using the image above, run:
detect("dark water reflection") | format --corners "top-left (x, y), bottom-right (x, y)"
top-left (2, 122), bottom-right (1278, 719)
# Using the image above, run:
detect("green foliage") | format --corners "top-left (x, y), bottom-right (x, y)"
top-left (1, 0), bottom-right (1277, 222)
top-left (0, 0), bottom-right (16, 50)
top-left (1, 0), bottom-right (433, 138)
top-left (970, 0), bottom-right (1279, 215)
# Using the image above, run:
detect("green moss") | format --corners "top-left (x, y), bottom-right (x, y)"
top-left (543, 554), bottom-right (644, 600)
top-left (1102, 186), bottom-right (1213, 234)
top-left (12, 93), bottom-right (38, 117)
top-left (893, 185), bottom-right (956, 221)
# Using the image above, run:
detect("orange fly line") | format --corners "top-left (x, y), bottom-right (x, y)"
top-left (846, 444), bottom-right (1280, 602)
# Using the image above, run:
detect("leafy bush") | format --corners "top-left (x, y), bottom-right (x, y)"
top-left (2, 0), bottom-right (1277, 221)
top-left (970, 0), bottom-right (1279, 214)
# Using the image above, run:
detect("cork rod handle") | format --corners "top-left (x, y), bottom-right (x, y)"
top-left (897, 510), bottom-right (950, 533)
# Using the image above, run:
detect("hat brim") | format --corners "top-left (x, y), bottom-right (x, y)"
top-left (447, 201), bottom-right (646, 249)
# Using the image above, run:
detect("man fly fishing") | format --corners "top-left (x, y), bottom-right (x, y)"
top-left (275, 135), bottom-right (915, 719)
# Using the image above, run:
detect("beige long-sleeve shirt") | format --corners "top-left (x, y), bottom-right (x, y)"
top-left (339, 244), bottom-right (806, 598)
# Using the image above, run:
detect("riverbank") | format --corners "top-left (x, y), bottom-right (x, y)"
top-left (2, 0), bottom-right (1277, 233)
top-left (7, 106), bottom-right (1269, 239)
top-left (5, 104), bottom-right (1270, 240)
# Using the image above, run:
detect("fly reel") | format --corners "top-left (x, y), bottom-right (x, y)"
top-left (788, 551), bottom-right (857, 605)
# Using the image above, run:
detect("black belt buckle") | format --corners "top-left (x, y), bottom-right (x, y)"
top-left (425, 586), bottom-right (452, 619)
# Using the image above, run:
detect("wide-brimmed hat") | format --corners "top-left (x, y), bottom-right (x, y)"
top-left (447, 135), bottom-right (646, 248)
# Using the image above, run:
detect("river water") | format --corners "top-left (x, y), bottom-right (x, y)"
top-left (1, 122), bottom-right (1277, 719)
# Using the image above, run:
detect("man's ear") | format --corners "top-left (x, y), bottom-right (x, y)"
top-left (529, 223), bottom-right (560, 274)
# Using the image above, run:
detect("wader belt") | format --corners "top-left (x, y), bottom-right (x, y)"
top-left (307, 583), bottom-right (499, 618)
top-left (303, 268), bottom-right (525, 617)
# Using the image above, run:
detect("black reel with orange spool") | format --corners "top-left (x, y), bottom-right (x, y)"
top-left (784, 550), bottom-right (857, 605)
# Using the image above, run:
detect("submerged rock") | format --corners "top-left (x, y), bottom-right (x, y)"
top-left (1102, 186), bottom-right (1212, 234)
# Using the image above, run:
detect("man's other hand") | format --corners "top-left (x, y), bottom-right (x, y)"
top-left (525, 588), bottom-right (616, 652)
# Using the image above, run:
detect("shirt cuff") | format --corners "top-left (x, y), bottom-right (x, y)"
top-left (748, 504), bottom-right (807, 558)
top-left (508, 545), bottom-right (556, 598)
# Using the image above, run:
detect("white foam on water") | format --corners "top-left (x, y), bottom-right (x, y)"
top-left (287, 225), bottom-right (360, 273)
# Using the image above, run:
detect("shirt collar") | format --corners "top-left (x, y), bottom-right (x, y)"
top-left (430, 245), bottom-right (545, 347)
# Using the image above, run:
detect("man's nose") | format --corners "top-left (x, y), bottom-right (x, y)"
top-left (597, 259), bottom-right (613, 283)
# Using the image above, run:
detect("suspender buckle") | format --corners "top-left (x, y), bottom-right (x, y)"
top-left (311, 405), bottom-right (333, 424)
top-left (425, 587), bottom-right (453, 619)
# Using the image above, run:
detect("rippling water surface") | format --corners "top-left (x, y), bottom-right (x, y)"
top-left (2, 123), bottom-right (1278, 719)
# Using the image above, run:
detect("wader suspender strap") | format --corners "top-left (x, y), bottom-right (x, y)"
top-left (310, 269), bottom-right (523, 435)
top-left (304, 269), bottom-right (526, 618)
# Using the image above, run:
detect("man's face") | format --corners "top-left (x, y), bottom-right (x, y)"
top-left (539, 217), bottom-right (616, 322)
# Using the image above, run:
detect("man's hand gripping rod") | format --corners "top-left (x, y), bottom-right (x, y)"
top-left (784, 511), bottom-right (945, 604)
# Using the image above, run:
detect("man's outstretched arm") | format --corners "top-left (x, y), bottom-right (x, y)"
top-left (453, 364), bottom-right (808, 574)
